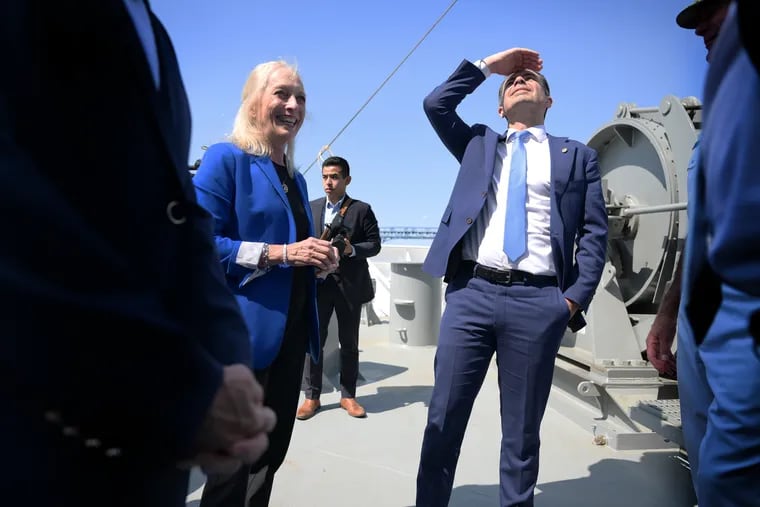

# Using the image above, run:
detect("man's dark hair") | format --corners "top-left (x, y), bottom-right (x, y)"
top-left (322, 156), bottom-right (350, 178)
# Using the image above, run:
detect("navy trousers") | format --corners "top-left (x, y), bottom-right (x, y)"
top-left (416, 269), bottom-right (569, 507)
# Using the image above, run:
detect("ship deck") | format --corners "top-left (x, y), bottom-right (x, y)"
top-left (186, 320), bottom-right (697, 507)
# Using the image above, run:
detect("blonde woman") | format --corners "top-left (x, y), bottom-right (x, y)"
top-left (193, 60), bottom-right (338, 506)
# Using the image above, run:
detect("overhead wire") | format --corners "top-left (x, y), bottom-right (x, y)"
top-left (302, 0), bottom-right (459, 175)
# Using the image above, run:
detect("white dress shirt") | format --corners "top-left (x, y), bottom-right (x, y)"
top-left (324, 196), bottom-right (346, 234)
top-left (461, 127), bottom-right (556, 276)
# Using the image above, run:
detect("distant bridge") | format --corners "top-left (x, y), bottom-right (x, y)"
top-left (379, 227), bottom-right (437, 243)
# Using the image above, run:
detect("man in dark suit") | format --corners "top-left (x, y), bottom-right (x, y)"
top-left (415, 48), bottom-right (608, 506)
top-left (296, 156), bottom-right (381, 420)
top-left (0, 1), bottom-right (275, 506)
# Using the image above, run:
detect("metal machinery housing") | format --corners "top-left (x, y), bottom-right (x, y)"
top-left (551, 95), bottom-right (701, 451)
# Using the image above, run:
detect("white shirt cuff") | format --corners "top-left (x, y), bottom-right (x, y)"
top-left (474, 59), bottom-right (491, 78)
top-left (236, 241), bottom-right (265, 269)
top-left (237, 241), bottom-right (269, 285)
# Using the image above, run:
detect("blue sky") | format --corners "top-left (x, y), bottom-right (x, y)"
top-left (154, 0), bottom-right (707, 228)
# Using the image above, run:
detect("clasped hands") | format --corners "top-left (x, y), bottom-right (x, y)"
top-left (283, 237), bottom-right (340, 279)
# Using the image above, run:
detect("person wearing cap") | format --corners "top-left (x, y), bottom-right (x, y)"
top-left (645, 0), bottom-right (731, 378)
top-left (415, 48), bottom-right (607, 506)
top-left (677, 0), bottom-right (760, 505)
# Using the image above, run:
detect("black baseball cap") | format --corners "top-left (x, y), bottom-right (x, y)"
top-left (676, 0), bottom-right (730, 29)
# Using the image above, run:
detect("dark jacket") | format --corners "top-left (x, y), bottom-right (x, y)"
top-left (311, 195), bottom-right (381, 304)
top-left (0, 2), bottom-right (249, 505)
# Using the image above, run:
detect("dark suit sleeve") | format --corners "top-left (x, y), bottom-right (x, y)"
top-left (0, 141), bottom-right (225, 461)
top-left (564, 148), bottom-right (608, 311)
top-left (0, 1), bottom-right (244, 461)
top-left (423, 60), bottom-right (484, 163)
top-left (350, 203), bottom-right (381, 259)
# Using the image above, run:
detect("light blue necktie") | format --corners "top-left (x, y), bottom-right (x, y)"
top-left (504, 130), bottom-right (531, 262)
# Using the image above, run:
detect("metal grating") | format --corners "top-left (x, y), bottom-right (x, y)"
top-left (638, 399), bottom-right (682, 426)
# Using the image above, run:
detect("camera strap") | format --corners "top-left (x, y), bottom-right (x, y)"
top-left (320, 196), bottom-right (354, 240)
top-left (337, 196), bottom-right (353, 218)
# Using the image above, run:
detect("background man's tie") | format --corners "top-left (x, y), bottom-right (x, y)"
top-left (504, 130), bottom-right (531, 262)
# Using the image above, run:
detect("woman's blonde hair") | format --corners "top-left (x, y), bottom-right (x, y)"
top-left (229, 60), bottom-right (302, 174)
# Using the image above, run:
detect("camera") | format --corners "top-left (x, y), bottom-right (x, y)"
top-left (331, 232), bottom-right (347, 255)
top-left (323, 214), bottom-right (352, 256)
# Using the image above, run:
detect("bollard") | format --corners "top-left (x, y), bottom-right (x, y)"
top-left (389, 262), bottom-right (441, 346)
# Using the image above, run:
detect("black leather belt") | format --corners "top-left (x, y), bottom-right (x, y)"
top-left (461, 261), bottom-right (557, 287)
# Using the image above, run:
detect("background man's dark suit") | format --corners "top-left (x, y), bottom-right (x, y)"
top-left (0, 2), bottom-right (251, 505)
top-left (303, 195), bottom-right (381, 400)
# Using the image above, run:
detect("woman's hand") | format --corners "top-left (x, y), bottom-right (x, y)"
top-left (315, 246), bottom-right (341, 279)
top-left (271, 238), bottom-right (339, 272)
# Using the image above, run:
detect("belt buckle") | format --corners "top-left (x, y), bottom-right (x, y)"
top-left (502, 270), bottom-right (512, 285)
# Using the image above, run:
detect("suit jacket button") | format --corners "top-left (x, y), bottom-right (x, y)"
top-left (466, 218), bottom-right (473, 225)
top-left (44, 411), bottom-right (62, 424)
top-left (84, 438), bottom-right (102, 448)
top-left (62, 426), bottom-right (79, 437)
top-left (105, 447), bottom-right (122, 458)
top-left (166, 200), bottom-right (187, 225)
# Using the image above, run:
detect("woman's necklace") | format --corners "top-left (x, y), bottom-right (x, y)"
top-left (274, 161), bottom-right (289, 193)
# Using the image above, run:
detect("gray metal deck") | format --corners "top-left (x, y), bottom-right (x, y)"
top-left (186, 321), bottom-right (697, 507)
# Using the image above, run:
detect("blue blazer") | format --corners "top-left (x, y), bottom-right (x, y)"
top-left (423, 61), bottom-right (608, 332)
top-left (193, 143), bottom-right (321, 369)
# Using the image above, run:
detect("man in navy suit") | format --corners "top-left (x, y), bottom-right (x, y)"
top-left (416, 48), bottom-right (607, 506)
top-left (0, 1), bottom-right (275, 506)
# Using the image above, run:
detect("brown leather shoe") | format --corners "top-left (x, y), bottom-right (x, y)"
top-left (296, 399), bottom-right (321, 420)
top-left (339, 397), bottom-right (367, 418)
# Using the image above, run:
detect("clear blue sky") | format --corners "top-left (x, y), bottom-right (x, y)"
top-left (153, 0), bottom-right (707, 228)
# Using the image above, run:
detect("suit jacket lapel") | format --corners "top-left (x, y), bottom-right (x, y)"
top-left (314, 198), bottom-right (326, 235)
top-left (294, 174), bottom-right (314, 234)
top-left (104, 2), bottom-right (157, 105)
top-left (254, 158), bottom-right (290, 207)
top-left (483, 130), bottom-right (499, 181)
top-left (548, 135), bottom-right (572, 196)
top-left (107, 2), bottom-right (192, 196)
top-left (149, 13), bottom-right (192, 189)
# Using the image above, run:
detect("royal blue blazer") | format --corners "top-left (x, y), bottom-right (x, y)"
top-left (193, 143), bottom-right (321, 369)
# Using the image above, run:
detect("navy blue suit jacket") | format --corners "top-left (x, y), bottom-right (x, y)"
top-left (0, 2), bottom-right (249, 505)
top-left (423, 60), bottom-right (608, 332)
